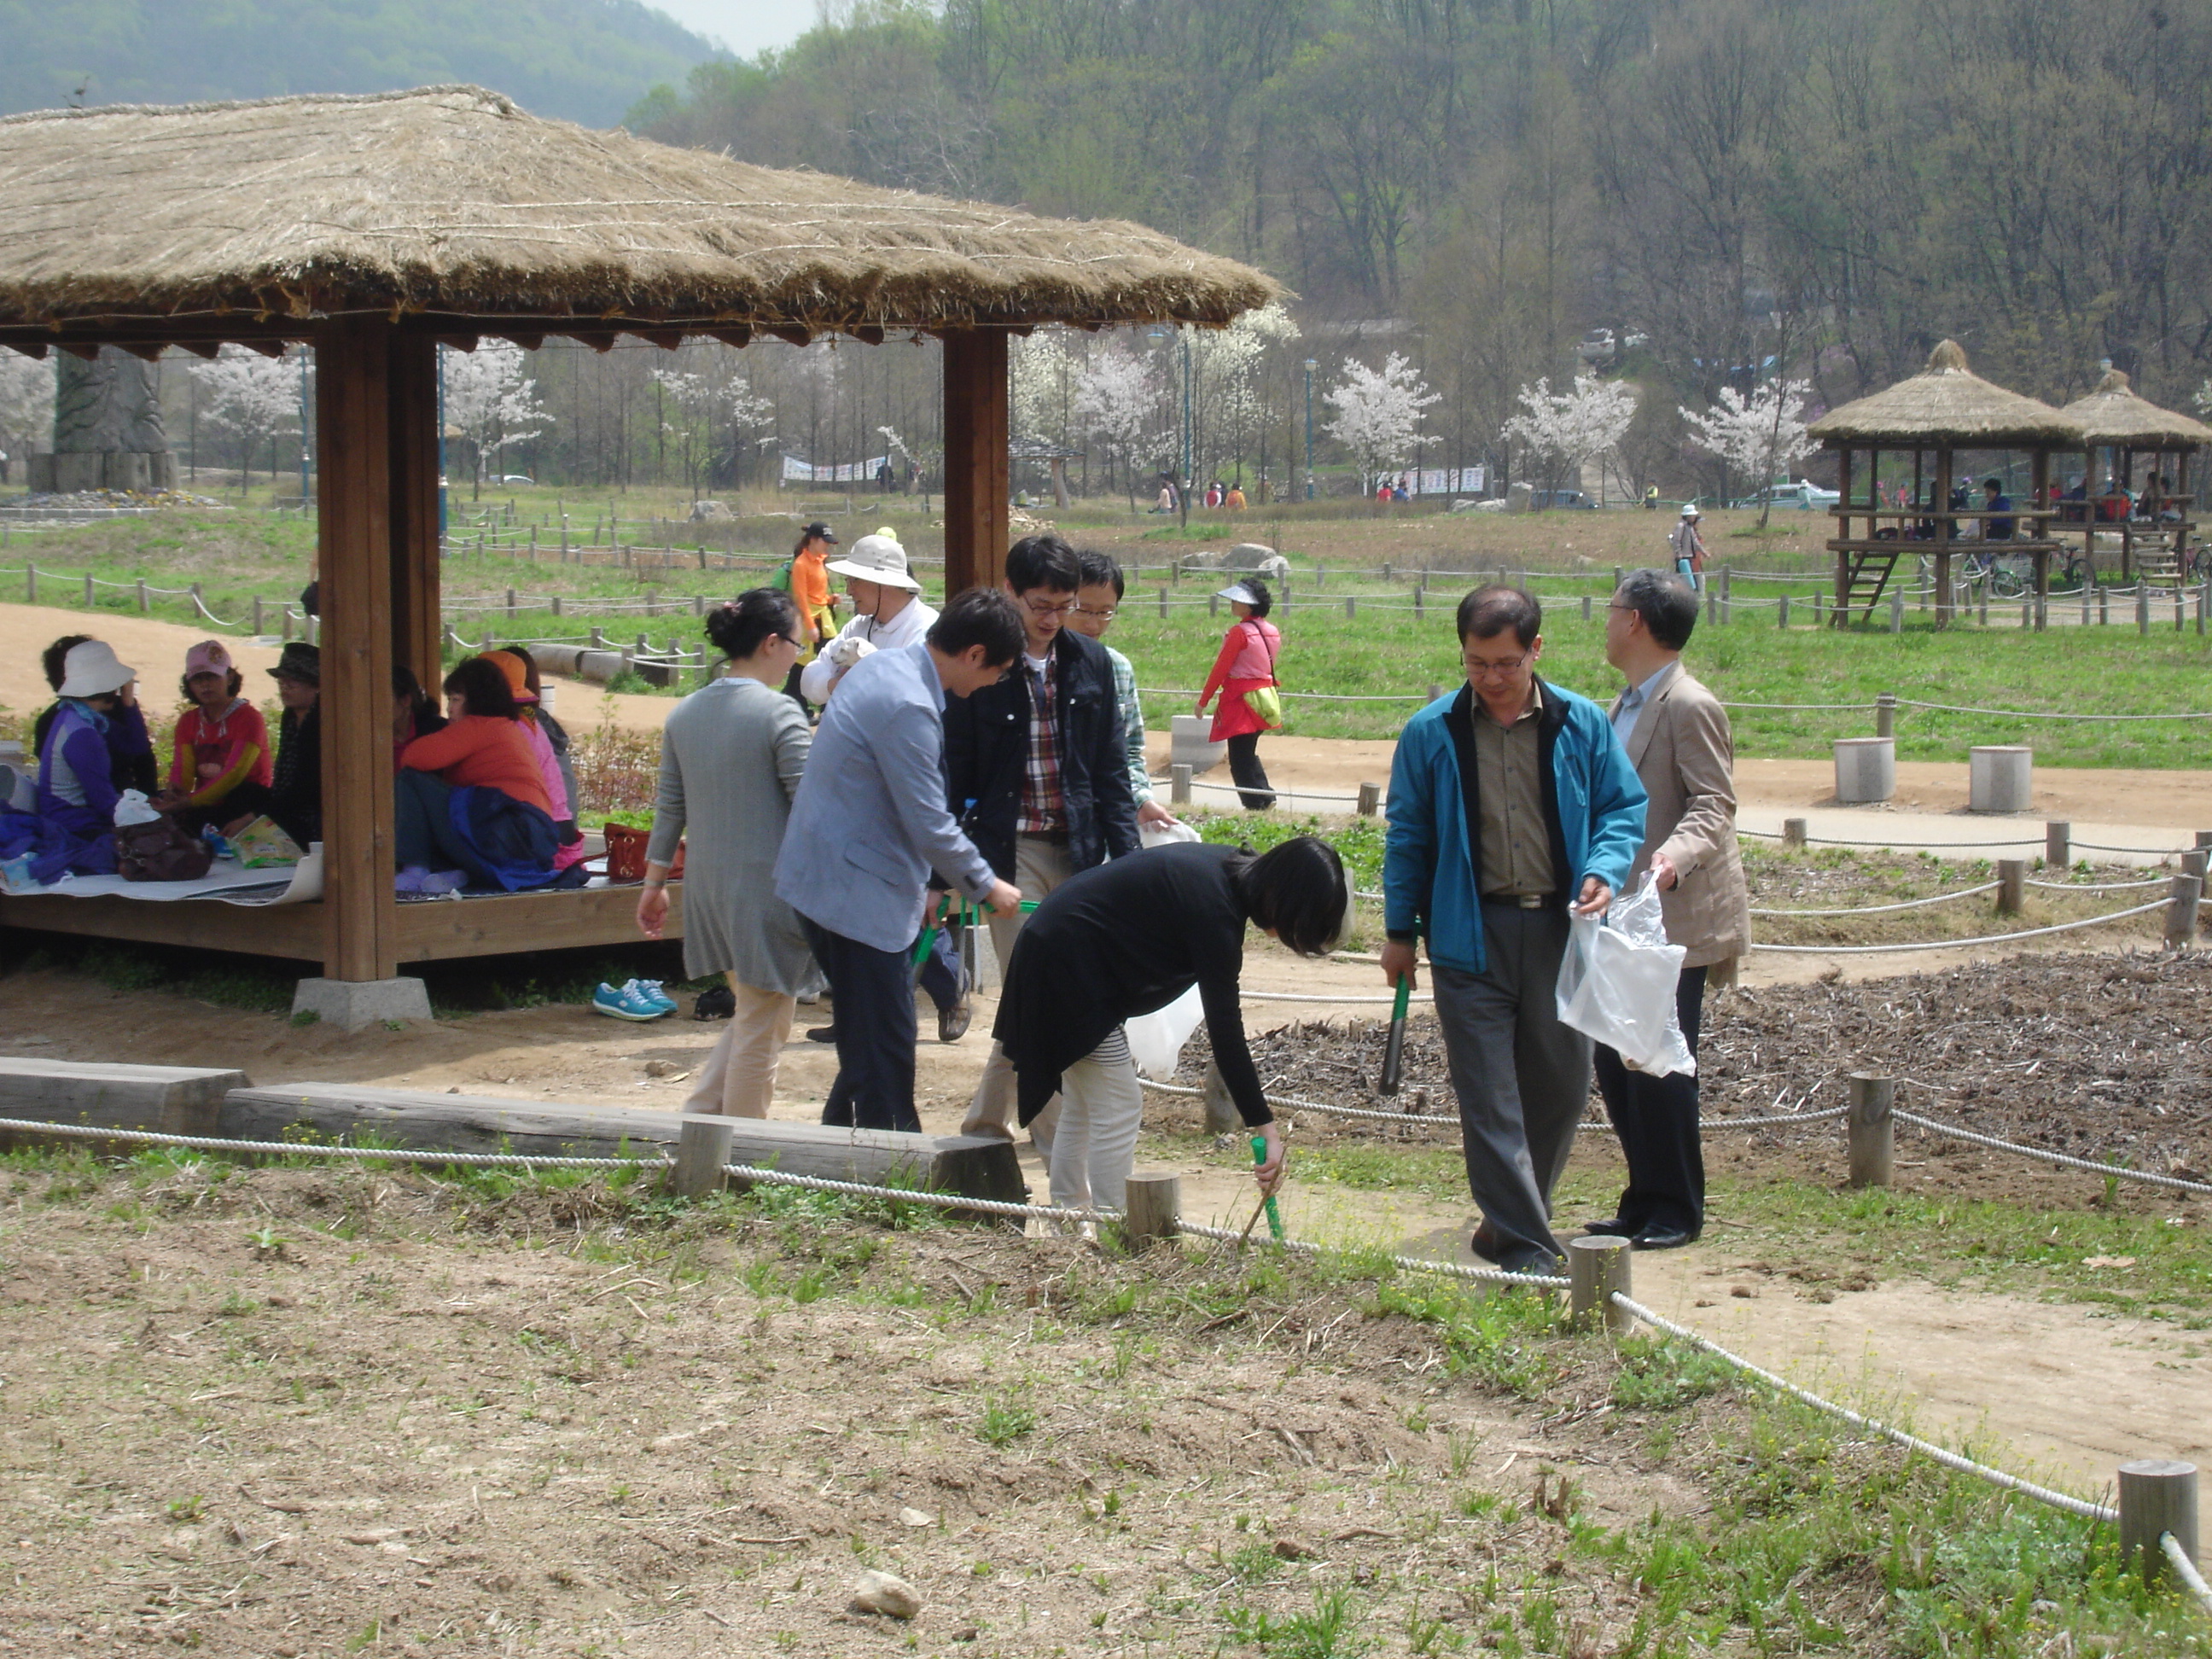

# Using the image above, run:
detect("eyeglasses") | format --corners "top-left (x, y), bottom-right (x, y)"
top-left (1021, 596), bottom-right (1078, 620)
top-left (1073, 603), bottom-right (1118, 621)
top-left (1462, 651), bottom-right (1533, 678)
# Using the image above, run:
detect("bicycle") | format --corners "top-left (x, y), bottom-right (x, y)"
top-left (1959, 549), bottom-right (2029, 598)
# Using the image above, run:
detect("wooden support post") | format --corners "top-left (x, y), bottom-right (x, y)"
top-left (1427, 683), bottom-right (1445, 703)
top-left (2100, 585), bottom-right (2110, 626)
top-left (1171, 764), bottom-right (1191, 806)
top-left (1355, 782), bottom-right (1380, 818)
top-left (2046, 821), bottom-right (2070, 866)
top-left (1996, 859), bottom-right (2024, 914)
top-left (1568, 1236), bottom-right (1633, 1335)
top-left (387, 332), bottom-right (443, 695)
top-left (1847, 1073), bottom-right (1895, 1188)
top-left (1778, 593), bottom-right (1790, 628)
top-left (314, 315), bottom-right (402, 982)
top-left (2164, 874), bottom-right (2202, 950)
top-left (137, 578), bottom-right (148, 613)
top-left (1876, 693), bottom-right (1895, 736)
top-left (2118, 1460), bottom-right (2198, 1584)
top-left (1783, 817), bottom-right (1807, 850)
top-left (942, 329), bottom-right (1010, 595)
top-left (2184, 849), bottom-right (2208, 884)
top-left (1121, 1172), bottom-right (1180, 1252)
top-left (672, 1115), bottom-right (735, 1200)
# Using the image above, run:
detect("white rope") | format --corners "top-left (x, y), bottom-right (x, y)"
top-left (1749, 882), bottom-right (1999, 917)
top-left (1747, 899), bottom-right (2166, 953)
top-left (1893, 1110), bottom-right (2212, 1196)
top-left (1174, 1219), bottom-right (1570, 1289)
top-left (1610, 1293), bottom-right (2119, 1523)
top-left (1898, 699), bottom-right (2212, 722)
top-left (2023, 875), bottom-right (2169, 892)
top-left (1239, 987), bottom-right (1436, 1005)
top-left (0, 1115), bottom-right (652, 1168)
top-left (2165, 1533), bottom-right (2212, 1616)
top-left (1140, 1076), bottom-right (1844, 1132)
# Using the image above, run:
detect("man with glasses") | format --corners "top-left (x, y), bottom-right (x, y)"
top-left (1067, 550), bottom-right (1180, 830)
top-left (947, 533), bottom-right (1142, 1149)
top-left (1381, 586), bottom-right (1646, 1274)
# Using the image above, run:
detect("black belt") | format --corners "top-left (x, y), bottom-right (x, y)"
top-left (1481, 894), bottom-right (1550, 910)
top-left (1019, 829), bottom-right (1070, 845)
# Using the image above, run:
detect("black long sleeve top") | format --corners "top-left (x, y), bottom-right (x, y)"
top-left (992, 841), bottom-right (1271, 1128)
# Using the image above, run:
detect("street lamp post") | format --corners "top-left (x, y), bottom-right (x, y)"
top-left (1179, 331), bottom-right (1194, 527)
top-left (1302, 358), bottom-right (1318, 501)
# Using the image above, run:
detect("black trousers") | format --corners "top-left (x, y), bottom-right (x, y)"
top-left (802, 917), bottom-right (921, 1133)
top-left (1225, 731), bottom-right (1275, 810)
top-left (1592, 963), bottom-right (1708, 1235)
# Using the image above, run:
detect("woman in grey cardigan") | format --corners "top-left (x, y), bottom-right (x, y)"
top-left (636, 590), bottom-right (812, 1116)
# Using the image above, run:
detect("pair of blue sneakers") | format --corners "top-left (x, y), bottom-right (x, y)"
top-left (592, 979), bottom-right (677, 1021)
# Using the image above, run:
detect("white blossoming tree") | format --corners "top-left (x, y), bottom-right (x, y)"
top-left (1190, 301), bottom-right (1299, 493)
top-left (652, 358), bottom-right (773, 498)
top-left (1073, 343), bottom-right (1161, 510)
top-left (440, 340), bottom-right (550, 499)
top-left (1323, 352), bottom-right (1440, 495)
top-left (0, 352), bottom-right (54, 486)
top-left (1502, 373), bottom-right (1639, 505)
top-left (189, 344), bottom-right (308, 489)
top-left (1680, 380), bottom-right (1815, 527)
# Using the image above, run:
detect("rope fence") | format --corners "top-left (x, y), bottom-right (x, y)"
top-left (1745, 899), bottom-right (2168, 954)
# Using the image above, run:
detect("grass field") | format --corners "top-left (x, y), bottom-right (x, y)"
top-left (6, 498), bottom-right (2210, 764)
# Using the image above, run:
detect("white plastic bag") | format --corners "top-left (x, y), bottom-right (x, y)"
top-left (113, 789), bottom-right (160, 828)
top-left (1554, 876), bottom-right (1695, 1076)
top-left (1124, 985), bottom-right (1206, 1080)
top-left (1138, 819), bottom-right (1200, 851)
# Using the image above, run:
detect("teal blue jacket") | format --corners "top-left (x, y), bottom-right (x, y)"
top-left (1383, 679), bottom-right (1647, 975)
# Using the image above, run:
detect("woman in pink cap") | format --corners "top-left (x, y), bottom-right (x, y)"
top-left (157, 639), bottom-right (272, 830)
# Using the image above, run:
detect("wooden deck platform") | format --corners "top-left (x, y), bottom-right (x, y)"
top-left (0, 880), bottom-right (682, 966)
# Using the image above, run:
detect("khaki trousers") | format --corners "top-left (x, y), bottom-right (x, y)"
top-left (1047, 1027), bottom-right (1145, 1214)
top-left (682, 975), bottom-right (797, 1119)
top-left (960, 834), bottom-right (1075, 1148)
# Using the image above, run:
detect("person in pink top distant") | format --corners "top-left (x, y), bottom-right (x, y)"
top-left (157, 638), bottom-right (272, 830)
top-left (1195, 579), bottom-right (1281, 810)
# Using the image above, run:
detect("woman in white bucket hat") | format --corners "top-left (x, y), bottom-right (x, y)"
top-left (0, 640), bottom-right (143, 883)
top-left (799, 531), bottom-right (939, 707)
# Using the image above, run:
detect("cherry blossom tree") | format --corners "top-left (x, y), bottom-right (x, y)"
top-left (189, 344), bottom-right (308, 489)
top-left (1073, 343), bottom-right (1161, 510)
top-left (440, 340), bottom-right (550, 499)
top-left (651, 357), bottom-right (772, 498)
top-left (1502, 372), bottom-right (1638, 505)
top-left (1323, 351), bottom-right (1440, 495)
top-left (1680, 379), bottom-right (1814, 527)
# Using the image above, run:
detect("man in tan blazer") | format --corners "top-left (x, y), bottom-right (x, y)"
top-left (1586, 570), bottom-right (1750, 1248)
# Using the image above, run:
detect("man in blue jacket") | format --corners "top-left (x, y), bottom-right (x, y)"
top-left (1381, 587), bottom-right (1646, 1273)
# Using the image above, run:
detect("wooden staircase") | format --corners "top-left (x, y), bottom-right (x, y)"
top-left (1843, 548), bottom-right (1902, 620)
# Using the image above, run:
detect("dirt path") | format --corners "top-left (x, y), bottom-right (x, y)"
top-left (0, 602), bottom-right (286, 718)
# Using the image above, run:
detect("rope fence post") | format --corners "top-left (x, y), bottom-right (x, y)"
top-left (1783, 817), bottom-right (1808, 850)
top-left (252, 594), bottom-right (264, 633)
top-left (1569, 1236), bottom-right (1633, 1336)
top-left (83, 572), bottom-right (94, 607)
top-left (137, 578), bottom-right (148, 614)
top-left (2185, 849), bottom-right (2208, 884)
top-left (1355, 782), bottom-right (1380, 818)
top-left (2139, 587), bottom-right (2152, 635)
top-left (672, 1115), bottom-right (734, 1200)
top-left (2046, 821), bottom-right (2070, 866)
top-left (2118, 1460), bottom-right (2197, 1585)
top-left (1778, 593), bottom-right (1790, 629)
top-left (1996, 859), bottom-right (2024, 914)
top-left (1889, 591), bottom-right (1904, 632)
top-left (1848, 1073), bottom-right (1895, 1188)
top-left (1122, 1172), bottom-right (1180, 1252)
top-left (24, 564), bottom-right (33, 603)
top-left (1876, 692), bottom-right (1896, 737)
top-left (2165, 874), bottom-right (2202, 950)
top-left (1171, 764), bottom-right (1191, 806)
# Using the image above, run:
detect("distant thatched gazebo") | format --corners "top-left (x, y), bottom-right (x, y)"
top-left (0, 86), bottom-right (1278, 995)
top-left (1807, 341), bottom-right (2086, 629)
top-left (2052, 368), bottom-right (2212, 587)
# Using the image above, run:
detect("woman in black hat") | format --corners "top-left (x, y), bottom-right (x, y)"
top-left (215, 643), bottom-right (321, 850)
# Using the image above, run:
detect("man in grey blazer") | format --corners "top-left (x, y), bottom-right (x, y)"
top-left (774, 589), bottom-right (1025, 1132)
top-left (1587, 570), bottom-right (1750, 1249)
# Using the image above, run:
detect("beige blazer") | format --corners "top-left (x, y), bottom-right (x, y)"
top-left (1609, 661), bottom-right (1750, 968)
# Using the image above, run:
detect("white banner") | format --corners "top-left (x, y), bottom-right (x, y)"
top-left (1413, 466), bottom-right (1485, 495)
top-left (782, 453), bottom-right (890, 484)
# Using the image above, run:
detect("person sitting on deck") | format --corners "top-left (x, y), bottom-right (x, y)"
top-left (30, 633), bottom-right (156, 800)
top-left (155, 640), bottom-right (271, 832)
top-left (209, 643), bottom-right (322, 852)
top-left (392, 664), bottom-right (448, 766)
top-left (1, 641), bottom-right (145, 883)
top-left (393, 656), bottom-right (560, 895)
top-left (483, 649), bottom-right (589, 882)
top-left (1981, 478), bottom-right (2015, 541)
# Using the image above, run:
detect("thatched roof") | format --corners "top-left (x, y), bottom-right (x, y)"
top-left (1808, 341), bottom-right (2084, 448)
top-left (2058, 368), bottom-right (2212, 450)
top-left (0, 85), bottom-right (1281, 337)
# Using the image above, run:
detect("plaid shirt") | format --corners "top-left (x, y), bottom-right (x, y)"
top-left (1016, 654), bottom-right (1067, 832)
top-left (1104, 644), bottom-right (1153, 805)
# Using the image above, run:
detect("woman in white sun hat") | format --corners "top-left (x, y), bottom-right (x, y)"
top-left (0, 639), bottom-right (141, 882)
top-left (799, 529), bottom-right (939, 707)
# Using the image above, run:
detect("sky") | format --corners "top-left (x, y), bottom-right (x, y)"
top-left (645, 0), bottom-right (813, 60)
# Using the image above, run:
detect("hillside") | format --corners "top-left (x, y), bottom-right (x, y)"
top-left (0, 0), bottom-right (719, 129)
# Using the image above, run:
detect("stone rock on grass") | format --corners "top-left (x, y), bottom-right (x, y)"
top-left (849, 1569), bottom-right (923, 1619)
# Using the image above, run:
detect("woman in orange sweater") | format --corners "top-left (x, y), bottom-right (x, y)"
top-left (394, 657), bottom-right (558, 894)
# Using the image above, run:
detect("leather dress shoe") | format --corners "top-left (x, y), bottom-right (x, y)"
top-left (1580, 1216), bottom-right (1636, 1237)
top-left (937, 996), bottom-right (973, 1044)
top-left (805, 1025), bottom-right (838, 1044)
top-left (1470, 1220), bottom-right (1501, 1263)
top-left (1629, 1225), bottom-right (1698, 1251)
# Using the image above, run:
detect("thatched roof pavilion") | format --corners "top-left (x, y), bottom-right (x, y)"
top-left (0, 86), bottom-right (1280, 992)
top-left (1807, 341), bottom-right (2086, 628)
top-left (2046, 369), bottom-right (2210, 585)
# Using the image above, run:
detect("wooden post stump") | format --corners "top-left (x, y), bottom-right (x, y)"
top-left (673, 1115), bottom-right (735, 1200)
top-left (1171, 764), bottom-right (1191, 806)
top-left (1355, 782), bottom-right (1380, 817)
top-left (1876, 692), bottom-right (1896, 736)
top-left (2165, 874), bottom-right (2202, 950)
top-left (1778, 593), bottom-right (1790, 628)
top-left (2118, 1459), bottom-right (2198, 1585)
top-left (1996, 859), bottom-right (2024, 914)
top-left (1121, 1173), bottom-right (1181, 1252)
top-left (2046, 822), bottom-right (2070, 866)
top-left (1569, 1237), bottom-right (1633, 1336)
top-left (1848, 1074), bottom-right (1895, 1188)
top-left (1783, 817), bottom-right (1808, 850)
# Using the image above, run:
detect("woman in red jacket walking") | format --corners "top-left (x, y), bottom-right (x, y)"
top-left (1196, 579), bottom-right (1281, 810)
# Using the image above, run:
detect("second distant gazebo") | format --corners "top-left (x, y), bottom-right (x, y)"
top-left (1807, 341), bottom-right (2087, 629)
top-left (2052, 368), bottom-right (2212, 587)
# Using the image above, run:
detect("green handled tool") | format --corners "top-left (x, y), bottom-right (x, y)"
top-left (1241, 1135), bottom-right (1284, 1243)
top-left (1378, 974), bottom-right (1412, 1095)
